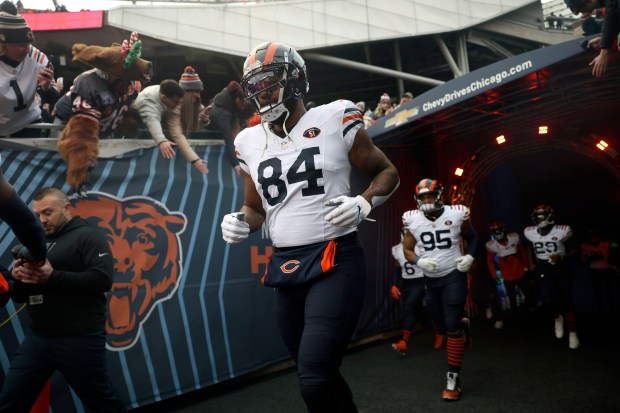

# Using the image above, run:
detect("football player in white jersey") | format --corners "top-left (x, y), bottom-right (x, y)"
top-left (0, 6), bottom-right (59, 137)
top-left (485, 221), bottom-right (529, 329)
top-left (390, 235), bottom-right (441, 356)
top-left (402, 178), bottom-right (478, 402)
top-left (523, 204), bottom-right (579, 349)
top-left (220, 42), bottom-right (399, 412)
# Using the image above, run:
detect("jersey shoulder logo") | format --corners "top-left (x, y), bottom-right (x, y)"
top-left (303, 127), bottom-right (321, 138)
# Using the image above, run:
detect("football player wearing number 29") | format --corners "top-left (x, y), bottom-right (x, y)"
top-left (220, 42), bottom-right (399, 412)
top-left (402, 178), bottom-right (479, 402)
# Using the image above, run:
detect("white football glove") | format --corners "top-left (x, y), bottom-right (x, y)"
top-left (221, 213), bottom-right (250, 244)
top-left (416, 257), bottom-right (439, 273)
top-left (324, 195), bottom-right (371, 227)
top-left (455, 254), bottom-right (474, 272)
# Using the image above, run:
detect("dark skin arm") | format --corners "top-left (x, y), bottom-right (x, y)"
top-left (347, 127), bottom-right (399, 206)
top-left (403, 229), bottom-right (417, 262)
top-left (240, 169), bottom-right (266, 233)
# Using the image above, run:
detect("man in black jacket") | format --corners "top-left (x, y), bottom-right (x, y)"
top-left (205, 80), bottom-right (254, 176)
top-left (0, 187), bottom-right (126, 413)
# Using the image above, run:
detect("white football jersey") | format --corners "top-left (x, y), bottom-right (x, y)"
top-left (235, 100), bottom-right (363, 247)
top-left (402, 205), bottom-right (470, 277)
top-left (0, 46), bottom-right (48, 136)
top-left (392, 243), bottom-right (423, 279)
top-left (485, 233), bottom-right (521, 258)
top-left (523, 225), bottom-right (572, 261)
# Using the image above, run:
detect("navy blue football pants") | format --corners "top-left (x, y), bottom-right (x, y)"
top-left (424, 270), bottom-right (468, 332)
top-left (0, 331), bottom-right (126, 413)
top-left (274, 233), bottom-right (366, 413)
top-left (534, 260), bottom-right (573, 315)
top-left (401, 277), bottom-right (427, 331)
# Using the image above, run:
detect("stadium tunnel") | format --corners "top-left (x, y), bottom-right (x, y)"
top-left (367, 36), bottom-right (620, 240)
top-left (349, 37), bottom-right (620, 330)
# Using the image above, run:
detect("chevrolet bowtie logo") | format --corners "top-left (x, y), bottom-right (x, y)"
top-left (385, 107), bottom-right (419, 128)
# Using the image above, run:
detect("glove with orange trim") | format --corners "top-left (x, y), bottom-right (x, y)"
top-left (391, 285), bottom-right (401, 301)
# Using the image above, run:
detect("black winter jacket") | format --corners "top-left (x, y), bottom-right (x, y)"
top-left (12, 217), bottom-right (114, 337)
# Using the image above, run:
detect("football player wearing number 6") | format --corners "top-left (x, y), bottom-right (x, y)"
top-left (401, 178), bottom-right (479, 402)
top-left (390, 236), bottom-right (443, 356)
top-left (220, 41), bottom-right (399, 412)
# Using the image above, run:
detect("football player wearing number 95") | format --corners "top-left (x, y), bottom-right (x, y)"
top-left (401, 178), bottom-right (478, 402)
top-left (220, 41), bottom-right (399, 412)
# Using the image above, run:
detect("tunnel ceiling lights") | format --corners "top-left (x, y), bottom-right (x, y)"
top-left (539, 126), bottom-right (549, 135)
top-left (454, 168), bottom-right (464, 176)
top-left (496, 135), bottom-right (506, 144)
top-left (596, 140), bottom-right (609, 151)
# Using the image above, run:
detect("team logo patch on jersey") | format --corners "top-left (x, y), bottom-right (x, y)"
top-left (445, 220), bottom-right (453, 226)
top-left (302, 127), bottom-right (321, 138)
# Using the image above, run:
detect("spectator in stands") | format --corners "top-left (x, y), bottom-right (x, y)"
top-left (396, 91), bottom-right (413, 108)
top-left (164, 66), bottom-right (209, 173)
top-left (0, 3), bottom-right (60, 137)
top-left (55, 32), bottom-right (152, 191)
top-left (132, 78), bottom-right (208, 173)
top-left (355, 101), bottom-right (373, 128)
top-left (204, 80), bottom-right (254, 176)
top-left (371, 93), bottom-right (393, 121)
top-left (581, 9), bottom-right (603, 35)
top-left (564, 0), bottom-right (619, 77)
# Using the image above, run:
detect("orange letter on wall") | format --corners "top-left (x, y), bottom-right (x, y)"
top-left (251, 246), bottom-right (273, 274)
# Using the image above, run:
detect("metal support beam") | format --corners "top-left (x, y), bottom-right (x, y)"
top-left (467, 31), bottom-right (515, 58)
top-left (303, 53), bottom-right (444, 87)
top-left (434, 36), bottom-right (463, 78)
top-left (456, 33), bottom-right (470, 75)
top-left (393, 41), bottom-right (404, 97)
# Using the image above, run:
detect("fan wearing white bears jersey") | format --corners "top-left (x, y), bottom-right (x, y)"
top-left (0, 4), bottom-right (47, 277)
top-left (220, 41), bottom-right (399, 412)
top-left (523, 204), bottom-right (580, 350)
top-left (0, 4), bottom-right (60, 137)
top-left (401, 178), bottom-right (479, 402)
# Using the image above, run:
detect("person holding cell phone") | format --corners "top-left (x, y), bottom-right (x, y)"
top-left (0, 2), bottom-right (60, 138)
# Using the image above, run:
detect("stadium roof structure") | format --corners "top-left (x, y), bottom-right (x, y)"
top-left (32, 0), bottom-right (579, 105)
top-left (369, 36), bottom-right (620, 207)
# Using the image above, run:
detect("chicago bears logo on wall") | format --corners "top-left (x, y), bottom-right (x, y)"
top-left (69, 192), bottom-right (187, 350)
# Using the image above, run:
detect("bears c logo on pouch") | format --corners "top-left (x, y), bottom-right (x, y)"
top-left (70, 192), bottom-right (187, 351)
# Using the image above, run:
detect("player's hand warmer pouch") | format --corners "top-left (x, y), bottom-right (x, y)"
top-left (262, 240), bottom-right (337, 287)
